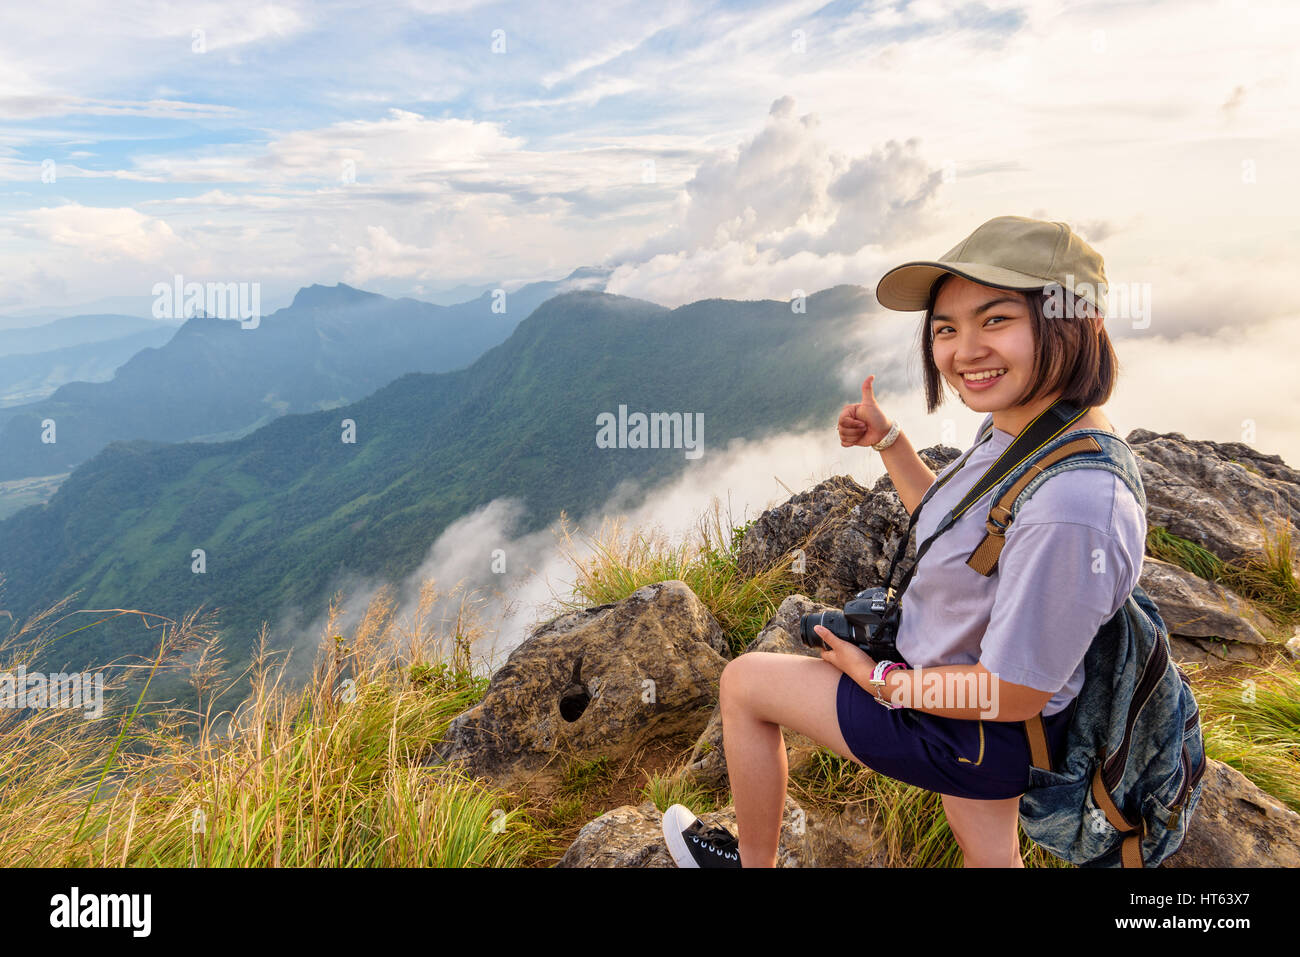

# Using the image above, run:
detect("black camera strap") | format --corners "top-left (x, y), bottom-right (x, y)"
top-left (880, 398), bottom-right (1089, 614)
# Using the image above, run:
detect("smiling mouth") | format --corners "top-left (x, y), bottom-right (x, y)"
top-left (960, 368), bottom-right (1008, 383)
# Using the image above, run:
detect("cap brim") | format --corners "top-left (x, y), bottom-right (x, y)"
top-left (875, 261), bottom-right (1057, 312)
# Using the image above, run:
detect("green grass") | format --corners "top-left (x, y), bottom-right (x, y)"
top-left (639, 769), bottom-right (721, 815)
top-left (1197, 662), bottom-right (1300, 812)
top-left (785, 748), bottom-right (1075, 868)
top-left (545, 499), bottom-right (807, 656)
top-left (559, 755), bottom-right (615, 797)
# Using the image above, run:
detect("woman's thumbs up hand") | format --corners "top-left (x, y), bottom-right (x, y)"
top-left (837, 374), bottom-right (893, 448)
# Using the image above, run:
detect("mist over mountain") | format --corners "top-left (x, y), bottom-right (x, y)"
top-left (0, 271), bottom-right (597, 482)
top-left (0, 314), bottom-right (180, 357)
top-left (0, 285), bottom-right (873, 700)
top-left (0, 325), bottom-right (182, 409)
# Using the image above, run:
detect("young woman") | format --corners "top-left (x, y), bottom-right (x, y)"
top-left (662, 216), bottom-right (1147, 868)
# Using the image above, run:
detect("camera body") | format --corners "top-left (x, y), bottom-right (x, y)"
top-left (799, 586), bottom-right (906, 664)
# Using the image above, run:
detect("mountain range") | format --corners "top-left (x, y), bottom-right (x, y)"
top-left (0, 285), bottom-right (873, 702)
top-left (0, 270), bottom-right (606, 482)
top-left (0, 319), bottom-right (182, 409)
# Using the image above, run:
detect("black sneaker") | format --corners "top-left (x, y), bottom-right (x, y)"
top-left (662, 804), bottom-right (742, 868)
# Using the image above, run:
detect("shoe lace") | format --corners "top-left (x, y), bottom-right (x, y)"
top-left (688, 820), bottom-right (740, 859)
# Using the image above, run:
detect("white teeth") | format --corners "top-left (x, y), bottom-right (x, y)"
top-left (963, 368), bottom-right (1007, 381)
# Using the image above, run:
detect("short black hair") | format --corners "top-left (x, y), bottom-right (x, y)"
top-left (917, 272), bottom-right (1118, 414)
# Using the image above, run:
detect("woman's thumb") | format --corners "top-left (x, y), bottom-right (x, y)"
top-left (861, 374), bottom-right (875, 404)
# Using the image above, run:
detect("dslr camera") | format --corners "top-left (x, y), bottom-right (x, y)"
top-left (799, 586), bottom-right (906, 664)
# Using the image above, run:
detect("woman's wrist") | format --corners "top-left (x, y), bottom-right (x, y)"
top-left (872, 420), bottom-right (901, 451)
top-left (861, 659), bottom-right (907, 708)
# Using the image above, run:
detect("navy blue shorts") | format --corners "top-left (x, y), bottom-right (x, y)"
top-left (835, 672), bottom-right (1077, 800)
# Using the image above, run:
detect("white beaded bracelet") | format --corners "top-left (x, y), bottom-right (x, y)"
top-left (872, 420), bottom-right (901, 451)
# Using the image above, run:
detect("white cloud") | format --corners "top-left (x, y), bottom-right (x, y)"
top-left (602, 96), bottom-right (945, 305)
top-left (0, 0), bottom-right (1296, 458)
top-left (123, 110), bottom-right (527, 185)
top-left (21, 204), bottom-right (181, 261)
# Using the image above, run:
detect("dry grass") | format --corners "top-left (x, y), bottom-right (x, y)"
top-left (0, 576), bottom-right (552, 867)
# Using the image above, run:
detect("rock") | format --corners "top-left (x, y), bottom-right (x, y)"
top-left (1287, 629), bottom-right (1300, 661)
top-left (681, 593), bottom-right (834, 789)
top-left (1127, 428), bottom-right (1300, 565)
top-left (736, 446), bottom-right (961, 606)
top-left (1162, 759), bottom-right (1300, 867)
top-left (1138, 556), bottom-right (1271, 664)
top-left (556, 795), bottom-right (887, 867)
top-left (559, 759), bottom-right (1300, 868)
top-left (427, 580), bottom-right (729, 792)
top-left (555, 802), bottom-right (681, 868)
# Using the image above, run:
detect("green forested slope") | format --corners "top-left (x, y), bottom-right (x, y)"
top-left (0, 285), bottom-right (873, 686)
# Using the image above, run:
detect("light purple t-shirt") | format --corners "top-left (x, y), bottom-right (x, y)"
top-left (893, 414), bottom-right (1147, 718)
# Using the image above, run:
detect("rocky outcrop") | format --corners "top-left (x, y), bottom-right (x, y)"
top-left (560, 756), bottom-right (1300, 867)
top-left (732, 432), bottom-right (1289, 664)
top-left (426, 580), bottom-right (729, 792)
top-left (1162, 759), bottom-right (1300, 867)
top-left (736, 446), bottom-right (960, 606)
top-left (1128, 428), bottom-right (1300, 565)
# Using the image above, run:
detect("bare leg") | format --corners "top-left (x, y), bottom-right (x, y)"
top-left (940, 792), bottom-right (1026, 867)
top-left (720, 691), bottom-right (787, 868)
top-left (718, 653), bottom-right (865, 868)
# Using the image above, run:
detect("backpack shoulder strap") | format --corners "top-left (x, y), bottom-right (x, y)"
top-left (965, 434), bottom-right (1105, 576)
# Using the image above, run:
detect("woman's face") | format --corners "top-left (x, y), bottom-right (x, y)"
top-left (930, 276), bottom-right (1040, 412)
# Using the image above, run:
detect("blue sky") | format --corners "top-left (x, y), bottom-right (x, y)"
top-left (2, 0), bottom-right (1300, 463)
top-left (3, 0), bottom-right (1294, 318)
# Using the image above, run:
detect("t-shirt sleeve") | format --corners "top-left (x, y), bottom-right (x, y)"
top-left (977, 514), bottom-right (1135, 694)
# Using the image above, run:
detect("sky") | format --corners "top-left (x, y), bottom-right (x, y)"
top-left (2, 0), bottom-right (1298, 662)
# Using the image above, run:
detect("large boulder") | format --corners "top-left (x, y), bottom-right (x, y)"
top-left (427, 579), bottom-right (729, 792)
top-left (1162, 759), bottom-right (1300, 867)
top-left (1128, 428), bottom-right (1300, 565)
top-left (1138, 556), bottom-right (1274, 664)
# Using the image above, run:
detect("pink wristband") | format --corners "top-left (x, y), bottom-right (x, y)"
top-left (871, 661), bottom-right (908, 709)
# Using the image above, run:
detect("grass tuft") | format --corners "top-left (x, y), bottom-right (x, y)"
top-left (0, 577), bottom-right (551, 867)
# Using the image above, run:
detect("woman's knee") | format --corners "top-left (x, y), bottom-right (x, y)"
top-left (719, 653), bottom-right (766, 711)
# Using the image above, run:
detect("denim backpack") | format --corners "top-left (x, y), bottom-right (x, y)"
top-left (954, 403), bottom-right (1208, 868)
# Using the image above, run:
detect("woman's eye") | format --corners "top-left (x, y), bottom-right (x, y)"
top-left (934, 316), bottom-right (1010, 335)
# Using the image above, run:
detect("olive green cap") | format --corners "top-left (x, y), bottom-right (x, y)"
top-left (875, 215), bottom-right (1107, 314)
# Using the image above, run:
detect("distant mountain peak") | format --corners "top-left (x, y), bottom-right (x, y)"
top-left (565, 265), bottom-right (613, 281)
top-left (291, 283), bottom-right (384, 310)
